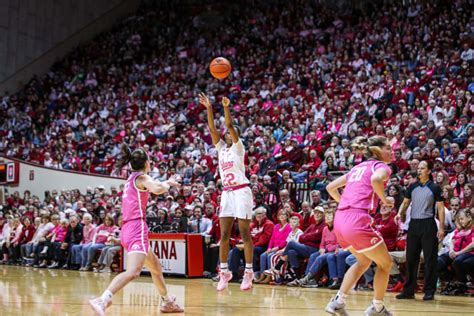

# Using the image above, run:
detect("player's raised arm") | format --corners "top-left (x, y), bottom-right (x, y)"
top-left (199, 93), bottom-right (221, 145)
top-left (222, 96), bottom-right (239, 143)
top-left (139, 174), bottom-right (181, 195)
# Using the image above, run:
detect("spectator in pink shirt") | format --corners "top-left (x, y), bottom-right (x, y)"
top-left (288, 209), bottom-right (337, 287)
top-left (257, 209), bottom-right (292, 281)
top-left (46, 218), bottom-right (69, 268)
top-left (81, 214), bottom-right (116, 271)
top-left (71, 213), bottom-right (95, 270)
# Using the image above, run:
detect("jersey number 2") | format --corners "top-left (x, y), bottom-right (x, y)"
top-left (223, 173), bottom-right (237, 187)
top-left (348, 166), bottom-right (367, 183)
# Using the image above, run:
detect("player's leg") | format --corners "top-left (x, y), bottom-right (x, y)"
top-left (216, 216), bottom-right (234, 291)
top-left (89, 252), bottom-right (146, 316)
top-left (359, 242), bottom-right (393, 315)
top-left (326, 248), bottom-right (372, 315)
top-left (144, 249), bottom-right (184, 313)
top-left (238, 218), bottom-right (254, 290)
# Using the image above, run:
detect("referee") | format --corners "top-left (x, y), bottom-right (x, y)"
top-left (396, 160), bottom-right (445, 301)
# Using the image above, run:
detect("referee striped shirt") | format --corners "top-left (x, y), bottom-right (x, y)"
top-left (405, 180), bottom-right (443, 219)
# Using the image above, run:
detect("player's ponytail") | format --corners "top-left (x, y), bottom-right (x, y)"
top-left (351, 135), bottom-right (388, 161)
top-left (115, 143), bottom-right (149, 171)
top-left (116, 143), bottom-right (132, 171)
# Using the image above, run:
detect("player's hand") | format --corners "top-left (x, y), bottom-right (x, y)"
top-left (449, 250), bottom-right (456, 259)
top-left (222, 96), bottom-right (230, 108)
top-left (167, 175), bottom-right (182, 187)
top-left (199, 93), bottom-right (212, 109)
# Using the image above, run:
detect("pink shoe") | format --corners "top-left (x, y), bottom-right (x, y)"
top-left (88, 297), bottom-right (111, 316)
top-left (160, 295), bottom-right (184, 313)
top-left (216, 271), bottom-right (233, 291)
top-left (240, 271), bottom-right (254, 291)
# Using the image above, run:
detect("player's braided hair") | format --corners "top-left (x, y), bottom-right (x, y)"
top-left (351, 136), bottom-right (388, 161)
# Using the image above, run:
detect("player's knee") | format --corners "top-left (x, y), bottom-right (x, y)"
top-left (377, 256), bottom-right (393, 272)
top-left (220, 229), bottom-right (231, 241)
top-left (240, 231), bottom-right (251, 243)
top-left (128, 268), bottom-right (142, 280)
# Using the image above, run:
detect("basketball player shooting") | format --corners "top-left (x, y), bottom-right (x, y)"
top-left (199, 93), bottom-right (255, 291)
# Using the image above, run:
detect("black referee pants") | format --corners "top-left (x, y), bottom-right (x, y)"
top-left (403, 218), bottom-right (438, 295)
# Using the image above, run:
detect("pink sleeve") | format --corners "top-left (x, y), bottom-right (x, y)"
top-left (320, 227), bottom-right (327, 250)
top-left (268, 225), bottom-right (278, 249)
top-left (276, 224), bottom-right (292, 249)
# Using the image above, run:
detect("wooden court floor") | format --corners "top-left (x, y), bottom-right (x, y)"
top-left (1, 266), bottom-right (472, 316)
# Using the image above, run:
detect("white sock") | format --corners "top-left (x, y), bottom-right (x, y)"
top-left (220, 263), bottom-right (228, 272)
top-left (336, 291), bottom-right (347, 304)
top-left (101, 290), bottom-right (113, 304)
top-left (161, 295), bottom-right (171, 303)
top-left (373, 299), bottom-right (384, 312)
top-left (245, 263), bottom-right (253, 273)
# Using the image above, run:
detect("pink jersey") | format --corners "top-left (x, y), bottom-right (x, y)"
top-left (338, 160), bottom-right (391, 212)
top-left (121, 172), bottom-right (149, 223)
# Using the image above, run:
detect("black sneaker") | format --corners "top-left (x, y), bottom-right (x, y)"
top-left (396, 292), bottom-right (415, 299)
top-left (328, 279), bottom-right (342, 290)
top-left (423, 293), bottom-right (434, 301)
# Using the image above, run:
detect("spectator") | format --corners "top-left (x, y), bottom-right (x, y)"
top-left (11, 217), bottom-right (36, 264)
top-left (18, 217), bottom-right (38, 262)
top-left (262, 215), bottom-right (303, 284)
top-left (272, 207), bottom-right (326, 280)
top-left (70, 213), bottom-right (95, 270)
top-left (4, 217), bottom-right (23, 264)
top-left (188, 205), bottom-right (212, 235)
top-left (256, 209), bottom-right (292, 282)
top-left (23, 215), bottom-right (54, 265)
top-left (95, 216), bottom-right (122, 273)
top-left (80, 214), bottom-right (116, 271)
top-left (61, 215), bottom-right (84, 269)
top-left (438, 209), bottom-right (473, 295)
top-left (287, 209), bottom-right (337, 287)
top-left (46, 218), bottom-right (70, 268)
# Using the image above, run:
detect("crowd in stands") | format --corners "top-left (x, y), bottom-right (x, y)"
top-left (0, 0), bottom-right (473, 296)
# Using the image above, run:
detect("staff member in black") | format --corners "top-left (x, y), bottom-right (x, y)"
top-left (395, 160), bottom-right (445, 301)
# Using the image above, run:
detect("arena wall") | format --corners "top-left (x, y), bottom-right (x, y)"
top-left (0, 0), bottom-right (139, 94)
top-left (0, 157), bottom-right (125, 197)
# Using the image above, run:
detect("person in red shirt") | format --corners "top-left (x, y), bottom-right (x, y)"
top-left (298, 202), bottom-right (315, 231)
top-left (17, 217), bottom-right (36, 262)
top-left (228, 208), bottom-right (274, 278)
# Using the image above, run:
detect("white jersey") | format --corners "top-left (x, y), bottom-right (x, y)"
top-left (216, 139), bottom-right (249, 188)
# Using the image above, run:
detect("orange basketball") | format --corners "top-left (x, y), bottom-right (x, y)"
top-left (209, 57), bottom-right (231, 79)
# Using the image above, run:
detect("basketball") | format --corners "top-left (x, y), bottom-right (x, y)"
top-left (209, 57), bottom-right (231, 79)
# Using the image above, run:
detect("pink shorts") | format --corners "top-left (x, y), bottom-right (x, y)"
top-left (121, 220), bottom-right (149, 255)
top-left (334, 209), bottom-right (384, 253)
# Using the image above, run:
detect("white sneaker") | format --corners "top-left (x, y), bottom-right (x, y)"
top-left (216, 271), bottom-right (233, 291)
top-left (365, 304), bottom-right (392, 316)
top-left (89, 297), bottom-right (107, 316)
top-left (325, 296), bottom-right (349, 316)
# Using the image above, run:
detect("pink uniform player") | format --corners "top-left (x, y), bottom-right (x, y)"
top-left (89, 145), bottom-right (183, 315)
top-left (121, 171), bottom-right (150, 255)
top-left (335, 159), bottom-right (392, 252)
top-left (200, 93), bottom-right (255, 292)
top-left (325, 136), bottom-right (395, 316)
